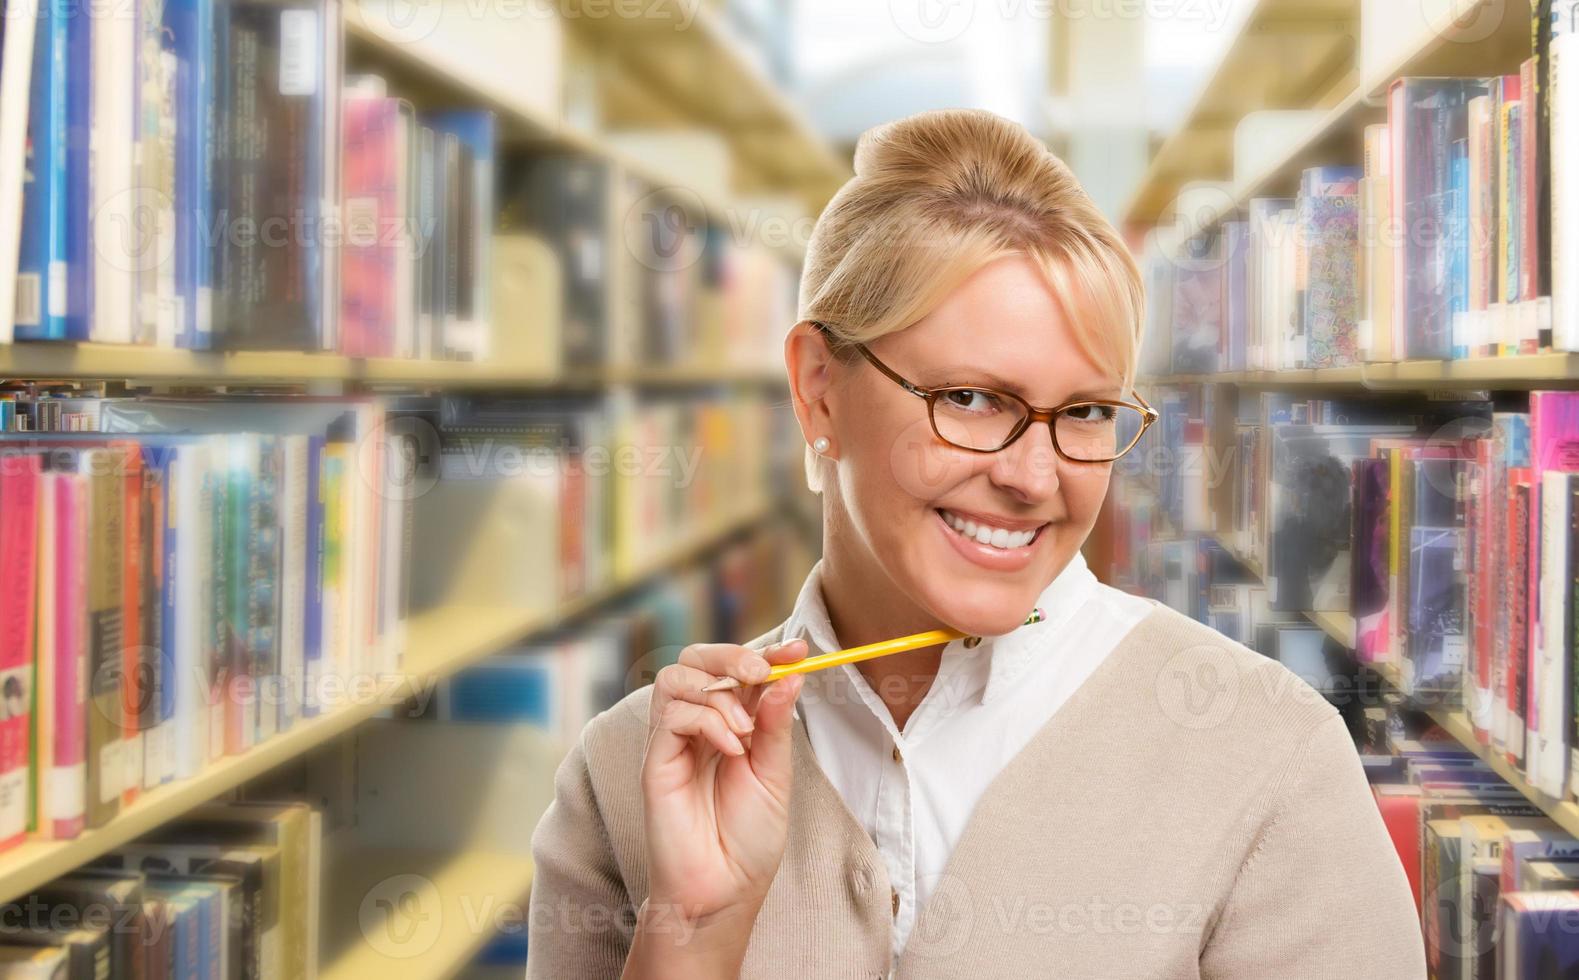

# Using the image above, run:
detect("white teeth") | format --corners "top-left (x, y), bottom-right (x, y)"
top-left (939, 510), bottom-right (1041, 551)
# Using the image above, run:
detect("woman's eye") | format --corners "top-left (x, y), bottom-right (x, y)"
top-left (943, 389), bottom-right (1000, 413)
top-left (1061, 404), bottom-right (1116, 424)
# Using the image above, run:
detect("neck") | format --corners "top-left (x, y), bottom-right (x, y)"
top-left (818, 516), bottom-right (950, 733)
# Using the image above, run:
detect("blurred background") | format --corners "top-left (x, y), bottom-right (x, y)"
top-left (2, 0), bottom-right (1579, 975)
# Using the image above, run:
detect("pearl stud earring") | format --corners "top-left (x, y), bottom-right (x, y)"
top-left (813, 436), bottom-right (830, 454)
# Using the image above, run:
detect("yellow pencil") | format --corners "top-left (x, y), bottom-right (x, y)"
top-left (698, 607), bottom-right (1045, 692)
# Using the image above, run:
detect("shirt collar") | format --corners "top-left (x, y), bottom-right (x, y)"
top-left (778, 551), bottom-right (1100, 715)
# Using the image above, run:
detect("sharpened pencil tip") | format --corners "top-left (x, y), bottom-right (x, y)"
top-left (700, 677), bottom-right (741, 693)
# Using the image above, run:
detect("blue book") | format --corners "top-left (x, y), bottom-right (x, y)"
top-left (163, 0), bottom-right (218, 348)
top-left (15, 0), bottom-right (68, 339)
top-left (61, 0), bottom-right (90, 340)
top-left (302, 433), bottom-right (325, 718)
top-left (1450, 137), bottom-right (1470, 358)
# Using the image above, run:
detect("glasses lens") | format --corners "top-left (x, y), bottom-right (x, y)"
top-left (1054, 404), bottom-right (1146, 461)
top-left (930, 388), bottom-right (1029, 451)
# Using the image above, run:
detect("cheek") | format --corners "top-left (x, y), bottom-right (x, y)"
top-left (841, 402), bottom-right (977, 502)
top-left (1060, 466), bottom-right (1112, 523)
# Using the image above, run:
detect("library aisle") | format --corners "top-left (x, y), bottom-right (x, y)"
top-left (0, 0), bottom-right (1575, 975)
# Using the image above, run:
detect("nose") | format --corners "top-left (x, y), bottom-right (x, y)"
top-left (987, 421), bottom-right (1062, 503)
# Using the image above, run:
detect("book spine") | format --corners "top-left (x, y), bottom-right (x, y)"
top-left (1522, 56), bottom-right (1543, 309)
top-left (1511, 470), bottom-right (1534, 766)
top-left (146, 455), bottom-right (172, 787)
top-left (83, 450), bottom-right (125, 829)
top-left (1532, 470), bottom-right (1573, 795)
top-left (302, 435), bottom-right (325, 718)
top-left (1555, 32), bottom-right (1579, 349)
top-left (15, 0), bottom-right (69, 340)
top-left (121, 449), bottom-right (144, 807)
top-left (0, 455), bottom-right (38, 850)
top-left (251, 437), bottom-right (282, 744)
top-left (278, 436), bottom-right (308, 732)
top-left (62, 0), bottom-right (92, 341)
top-left (52, 473), bottom-right (85, 839)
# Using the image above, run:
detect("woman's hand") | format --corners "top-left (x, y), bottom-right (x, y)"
top-left (627, 638), bottom-right (808, 974)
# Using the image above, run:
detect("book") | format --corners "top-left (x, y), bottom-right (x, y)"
top-left (1390, 77), bottom-right (1489, 359)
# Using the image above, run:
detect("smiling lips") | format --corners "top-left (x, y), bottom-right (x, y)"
top-left (936, 508), bottom-right (1047, 551)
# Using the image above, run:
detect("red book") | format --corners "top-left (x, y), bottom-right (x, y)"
top-left (46, 471), bottom-right (87, 839)
top-left (0, 454), bottom-right (39, 850)
top-left (1373, 785), bottom-right (1423, 915)
top-left (1508, 468), bottom-right (1533, 768)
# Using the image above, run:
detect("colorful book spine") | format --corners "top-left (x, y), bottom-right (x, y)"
top-left (340, 96), bottom-right (401, 358)
top-left (15, 0), bottom-right (69, 340)
top-left (1299, 167), bottom-right (1362, 368)
top-left (0, 453), bottom-right (39, 850)
top-left (50, 470), bottom-right (86, 839)
top-left (61, 0), bottom-right (92, 341)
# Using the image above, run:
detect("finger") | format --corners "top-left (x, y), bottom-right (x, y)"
top-left (746, 672), bottom-right (804, 790)
top-left (647, 698), bottom-right (746, 774)
top-left (678, 643), bottom-right (773, 689)
top-left (654, 662), bottom-right (757, 736)
top-left (741, 639), bottom-right (809, 716)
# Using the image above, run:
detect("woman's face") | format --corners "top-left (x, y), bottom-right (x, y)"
top-left (807, 254), bottom-right (1123, 637)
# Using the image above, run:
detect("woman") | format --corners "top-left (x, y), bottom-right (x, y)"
top-left (527, 109), bottom-right (1425, 979)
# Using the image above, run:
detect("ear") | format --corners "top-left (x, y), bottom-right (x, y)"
top-left (785, 321), bottom-right (838, 445)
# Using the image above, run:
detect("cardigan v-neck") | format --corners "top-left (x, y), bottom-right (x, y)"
top-left (527, 600), bottom-right (1426, 979)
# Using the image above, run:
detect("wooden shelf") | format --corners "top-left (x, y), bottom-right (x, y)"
top-left (1123, 0), bottom-right (1360, 227)
top-left (1144, 354), bottom-right (1579, 391)
top-left (1365, 662), bottom-right (1579, 840)
top-left (0, 504), bottom-right (772, 905)
top-left (1303, 608), bottom-right (1357, 648)
top-left (320, 847), bottom-right (535, 980)
top-left (1206, 524), bottom-right (1579, 838)
top-left (0, 340), bottom-right (786, 388)
top-left (557, 0), bottom-right (849, 212)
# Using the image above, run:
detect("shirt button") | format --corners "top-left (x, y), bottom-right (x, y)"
top-left (891, 887), bottom-right (900, 917)
top-left (892, 745), bottom-right (902, 763)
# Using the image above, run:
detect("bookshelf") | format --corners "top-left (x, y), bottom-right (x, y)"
top-left (0, 502), bottom-right (771, 907)
top-left (320, 846), bottom-right (538, 980)
top-left (1144, 353), bottom-right (1579, 390)
top-left (557, 0), bottom-right (849, 210)
top-left (0, 0), bottom-right (837, 967)
top-left (1129, 0), bottom-right (1533, 235)
top-left (0, 340), bottom-right (788, 388)
top-left (344, 0), bottom-right (837, 255)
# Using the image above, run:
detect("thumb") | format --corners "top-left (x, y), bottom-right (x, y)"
top-left (747, 672), bottom-right (804, 789)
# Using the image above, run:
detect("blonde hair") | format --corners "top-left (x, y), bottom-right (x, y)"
top-left (797, 108), bottom-right (1144, 492)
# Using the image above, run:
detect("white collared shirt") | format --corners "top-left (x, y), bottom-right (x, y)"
top-left (784, 551), bottom-right (1154, 964)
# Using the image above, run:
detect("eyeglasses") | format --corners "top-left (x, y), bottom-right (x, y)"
top-left (812, 321), bottom-right (1157, 463)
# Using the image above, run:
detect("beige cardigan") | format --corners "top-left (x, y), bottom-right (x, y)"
top-left (526, 601), bottom-right (1427, 979)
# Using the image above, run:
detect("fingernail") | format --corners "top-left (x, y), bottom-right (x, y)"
top-left (726, 732), bottom-right (746, 755)
top-left (730, 703), bottom-right (754, 732)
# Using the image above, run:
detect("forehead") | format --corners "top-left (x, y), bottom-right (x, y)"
top-left (880, 256), bottom-right (1121, 399)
